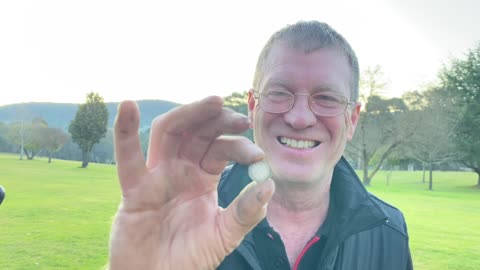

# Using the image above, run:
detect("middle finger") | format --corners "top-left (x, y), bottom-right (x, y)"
top-left (178, 107), bottom-right (250, 164)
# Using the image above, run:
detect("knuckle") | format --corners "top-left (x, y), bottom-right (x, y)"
top-left (151, 115), bottom-right (164, 128)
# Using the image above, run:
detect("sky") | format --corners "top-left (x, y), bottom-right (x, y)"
top-left (1, 0), bottom-right (479, 106)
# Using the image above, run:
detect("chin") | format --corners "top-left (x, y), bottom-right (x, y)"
top-left (269, 158), bottom-right (333, 185)
top-left (272, 174), bottom-right (321, 190)
top-left (272, 166), bottom-right (317, 184)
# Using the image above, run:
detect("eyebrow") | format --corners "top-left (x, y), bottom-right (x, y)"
top-left (312, 85), bottom-right (341, 93)
top-left (263, 78), bottom-right (292, 91)
top-left (263, 78), bottom-right (342, 94)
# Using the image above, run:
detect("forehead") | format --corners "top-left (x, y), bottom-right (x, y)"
top-left (261, 45), bottom-right (351, 96)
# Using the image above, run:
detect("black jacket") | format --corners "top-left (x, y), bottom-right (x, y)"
top-left (217, 157), bottom-right (413, 270)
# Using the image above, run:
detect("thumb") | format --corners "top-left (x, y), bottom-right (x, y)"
top-left (218, 179), bottom-right (275, 253)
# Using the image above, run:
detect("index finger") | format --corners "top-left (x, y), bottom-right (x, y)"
top-left (146, 96), bottom-right (224, 168)
top-left (114, 100), bottom-right (146, 192)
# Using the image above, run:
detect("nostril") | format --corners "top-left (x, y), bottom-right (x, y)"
top-left (284, 115), bottom-right (316, 129)
top-left (283, 103), bottom-right (317, 129)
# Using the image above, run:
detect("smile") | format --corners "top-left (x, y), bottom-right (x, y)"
top-left (278, 136), bottom-right (320, 149)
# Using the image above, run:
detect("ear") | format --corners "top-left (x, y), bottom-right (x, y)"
top-left (347, 102), bottom-right (361, 140)
top-left (247, 89), bottom-right (256, 129)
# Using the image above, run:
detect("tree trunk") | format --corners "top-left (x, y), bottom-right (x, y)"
top-left (82, 153), bottom-right (89, 168)
top-left (19, 144), bottom-right (24, 160)
top-left (386, 169), bottom-right (392, 186)
top-left (476, 170), bottom-right (480, 188)
top-left (362, 149), bottom-right (371, 185)
top-left (24, 148), bottom-right (33, 160)
top-left (19, 121), bottom-right (24, 160)
top-left (368, 143), bottom-right (398, 183)
top-left (81, 148), bottom-right (90, 168)
top-left (422, 163), bottom-right (426, 183)
top-left (48, 152), bottom-right (52, 163)
top-left (428, 162), bottom-right (433, 191)
top-left (361, 119), bottom-right (371, 185)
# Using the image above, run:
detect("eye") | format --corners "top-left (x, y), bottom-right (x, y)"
top-left (267, 90), bottom-right (291, 97)
top-left (312, 93), bottom-right (346, 106)
top-left (264, 90), bottom-right (292, 101)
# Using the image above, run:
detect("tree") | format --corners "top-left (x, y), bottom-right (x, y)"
top-left (7, 118), bottom-right (46, 160)
top-left (347, 66), bottom-right (413, 185)
top-left (91, 129), bottom-right (114, 164)
top-left (402, 90), bottom-right (459, 190)
top-left (14, 106), bottom-right (31, 160)
top-left (54, 139), bottom-right (82, 161)
top-left (348, 96), bottom-right (412, 185)
top-left (359, 66), bottom-right (389, 99)
top-left (7, 122), bottom-right (27, 159)
top-left (0, 121), bottom-right (15, 153)
top-left (39, 127), bottom-right (69, 163)
top-left (439, 43), bottom-right (480, 187)
top-left (69, 92), bottom-right (108, 168)
top-left (23, 117), bottom-right (48, 160)
top-left (223, 91), bottom-right (253, 141)
top-left (7, 120), bottom-right (30, 159)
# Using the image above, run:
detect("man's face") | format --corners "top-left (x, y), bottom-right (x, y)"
top-left (248, 45), bottom-right (361, 187)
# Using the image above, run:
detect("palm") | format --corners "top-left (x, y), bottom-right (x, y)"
top-left (108, 97), bottom-right (274, 270)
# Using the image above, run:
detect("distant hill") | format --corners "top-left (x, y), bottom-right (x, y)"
top-left (0, 100), bottom-right (180, 130)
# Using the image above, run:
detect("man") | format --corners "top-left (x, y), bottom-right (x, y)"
top-left (108, 21), bottom-right (413, 270)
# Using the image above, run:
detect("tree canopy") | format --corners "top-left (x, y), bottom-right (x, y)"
top-left (68, 92), bottom-right (108, 168)
top-left (439, 43), bottom-right (480, 185)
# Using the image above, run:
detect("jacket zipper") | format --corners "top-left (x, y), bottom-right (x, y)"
top-left (318, 217), bottom-right (389, 270)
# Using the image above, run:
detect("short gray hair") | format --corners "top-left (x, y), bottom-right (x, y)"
top-left (253, 21), bottom-right (360, 101)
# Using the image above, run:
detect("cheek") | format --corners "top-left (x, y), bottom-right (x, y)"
top-left (321, 116), bottom-right (349, 155)
top-left (322, 116), bottom-right (346, 139)
top-left (252, 109), bottom-right (266, 142)
top-left (252, 110), bottom-right (278, 151)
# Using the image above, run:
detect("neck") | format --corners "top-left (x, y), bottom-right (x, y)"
top-left (267, 175), bottom-right (332, 231)
top-left (266, 178), bottom-right (331, 268)
top-left (268, 184), bottom-right (330, 224)
top-left (270, 169), bottom-right (332, 208)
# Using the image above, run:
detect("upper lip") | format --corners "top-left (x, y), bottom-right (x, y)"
top-left (277, 135), bottom-right (321, 142)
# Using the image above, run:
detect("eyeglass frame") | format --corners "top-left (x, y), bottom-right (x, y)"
top-left (253, 89), bottom-right (356, 117)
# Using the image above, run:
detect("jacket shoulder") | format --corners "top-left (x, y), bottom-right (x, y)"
top-left (369, 193), bottom-right (409, 237)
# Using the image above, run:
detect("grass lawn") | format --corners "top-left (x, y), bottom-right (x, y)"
top-left (1, 153), bottom-right (479, 269)
top-left (365, 170), bottom-right (480, 270)
top-left (0, 153), bottom-right (120, 270)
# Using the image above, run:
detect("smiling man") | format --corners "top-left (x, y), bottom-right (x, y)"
top-left (108, 21), bottom-right (413, 270)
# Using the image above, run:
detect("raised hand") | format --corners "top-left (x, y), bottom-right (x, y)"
top-left (108, 96), bottom-right (275, 270)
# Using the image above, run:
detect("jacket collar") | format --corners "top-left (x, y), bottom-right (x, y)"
top-left (217, 157), bottom-right (389, 269)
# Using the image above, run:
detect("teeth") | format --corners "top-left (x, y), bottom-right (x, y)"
top-left (279, 136), bottom-right (317, 149)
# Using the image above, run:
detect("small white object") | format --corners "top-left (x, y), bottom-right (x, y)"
top-left (248, 160), bottom-right (271, 183)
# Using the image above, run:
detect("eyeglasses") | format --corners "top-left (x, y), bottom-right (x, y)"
top-left (254, 90), bottom-right (354, 117)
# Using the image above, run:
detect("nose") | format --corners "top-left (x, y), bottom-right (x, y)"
top-left (283, 94), bottom-right (317, 129)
